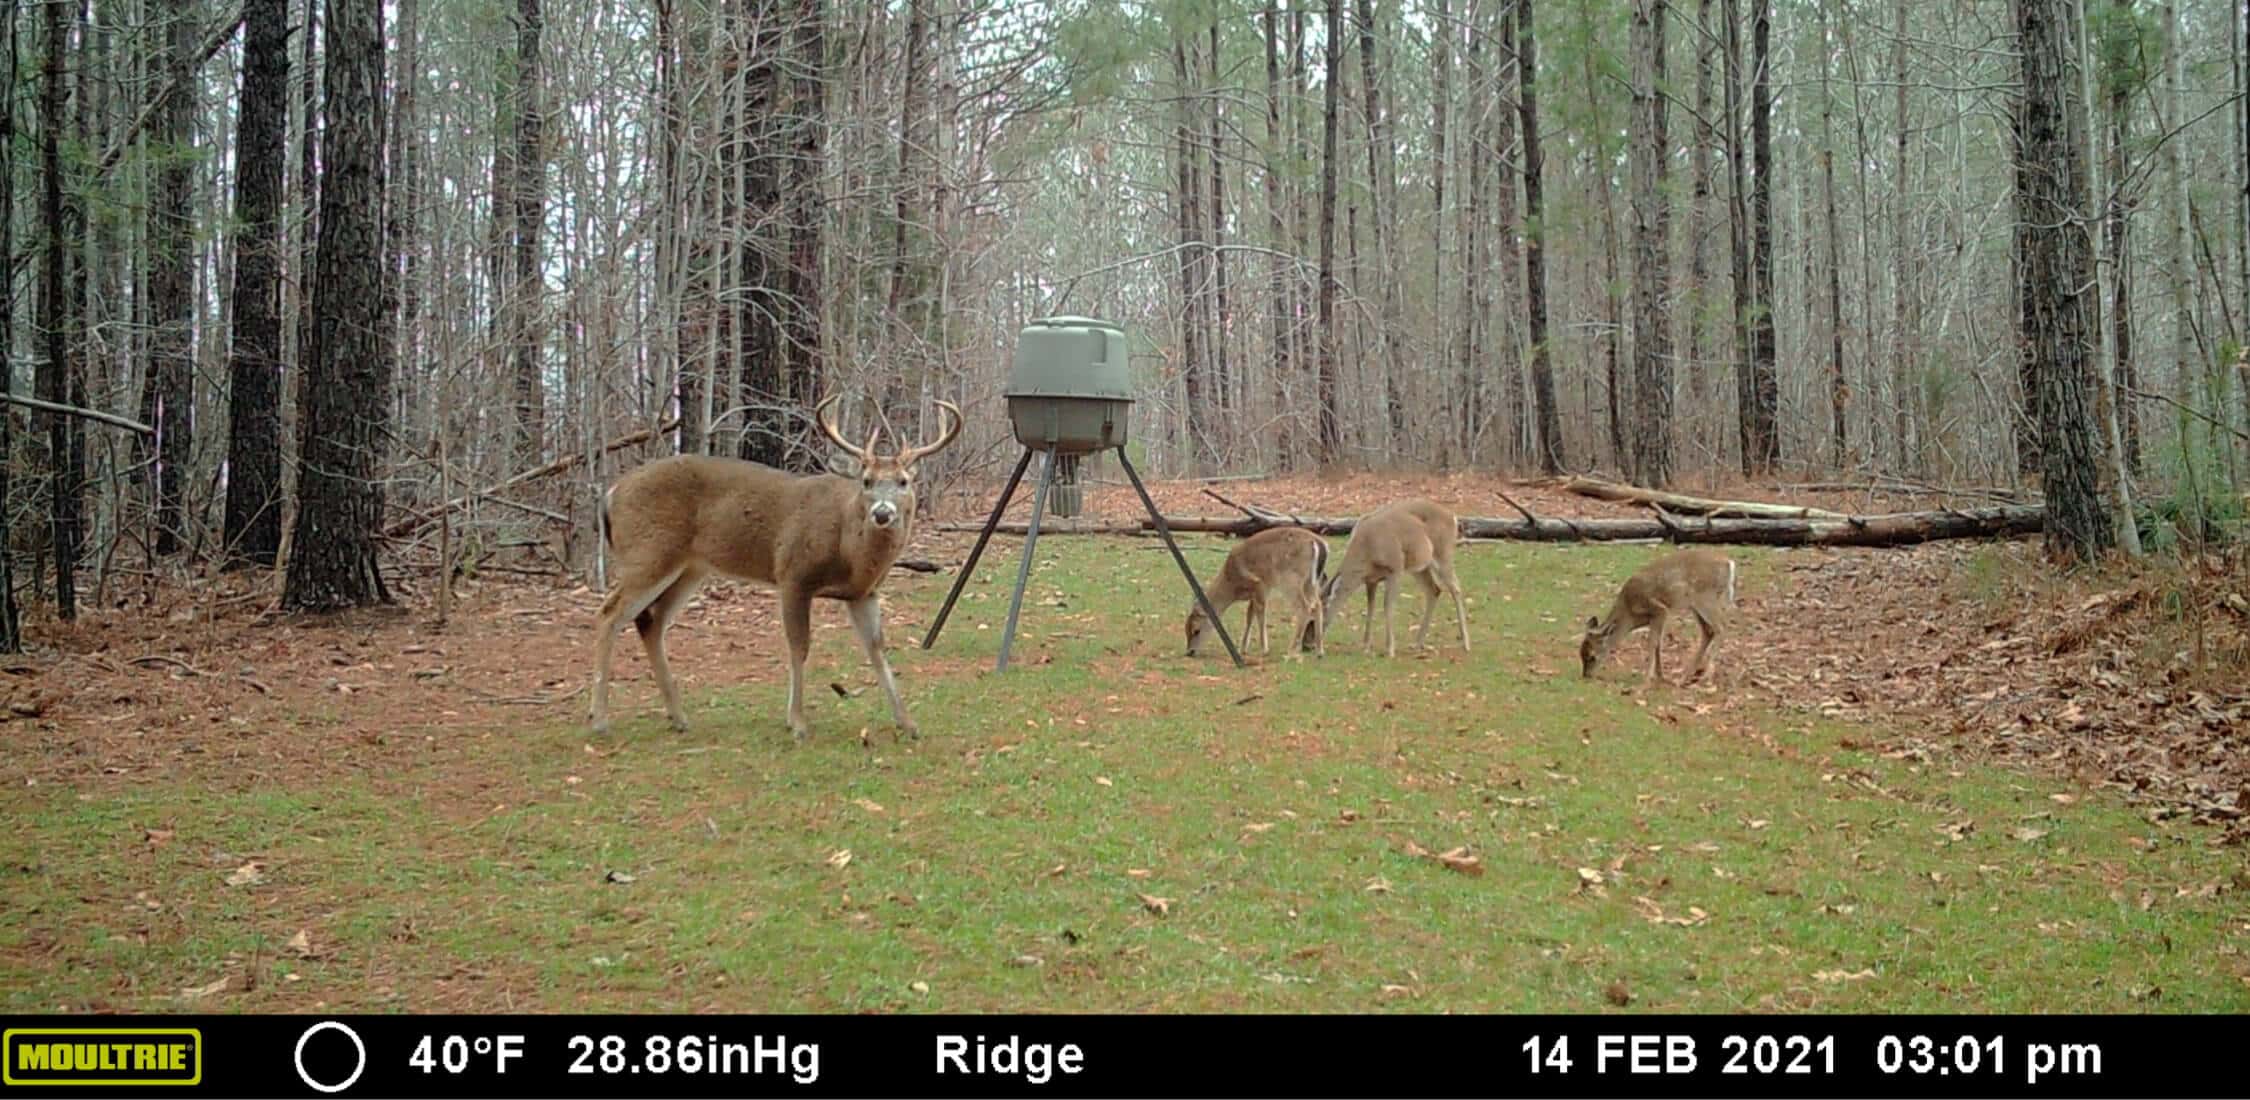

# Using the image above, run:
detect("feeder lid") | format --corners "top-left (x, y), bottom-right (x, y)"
top-left (1007, 316), bottom-right (1134, 402)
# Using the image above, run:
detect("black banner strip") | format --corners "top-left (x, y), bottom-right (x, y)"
top-left (0, 1015), bottom-right (2225, 1098)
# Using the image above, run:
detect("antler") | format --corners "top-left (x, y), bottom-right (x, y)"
top-left (815, 394), bottom-right (876, 466)
top-left (897, 400), bottom-right (964, 466)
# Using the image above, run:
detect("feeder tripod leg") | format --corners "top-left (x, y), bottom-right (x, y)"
top-left (1116, 449), bottom-right (1245, 669)
top-left (995, 449), bottom-right (1058, 672)
top-left (921, 448), bottom-right (1035, 650)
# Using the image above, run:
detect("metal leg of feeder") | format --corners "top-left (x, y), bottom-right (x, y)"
top-left (921, 448), bottom-right (1035, 651)
top-left (1116, 448), bottom-right (1244, 669)
top-left (995, 448), bottom-right (1058, 672)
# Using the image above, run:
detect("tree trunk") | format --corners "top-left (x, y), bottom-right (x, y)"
top-left (0, 0), bottom-right (19, 649)
top-left (284, 0), bottom-right (393, 610)
top-left (781, 0), bottom-right (825, 470)
top-left (1207, 16), bottom-right (1232, 434)
top-left (1520, 0), bottom-right (1562, 472)
top-left (2013, 0), bottom-right (2112, 562)
top-left (390, 0), bottom-right (421, 453)
top-left (1174, 37), bottom-right (1211, 471)
top-left (1687, 0), bottom-right (1714, 429)
top-left (1493, 4), bottom-right (1522, 463)
top-left (1891, 0), bottom-right (1917, 473)
top-left (147, 2), bottom-right (196, 556)
top-left (1746, 0), bottom-right (1779, 473)
top-left (1358, 0), bottom-right (1407, 460)
top-left (884, 0), bottom-right (932, 424)
top-left (1628, 0), bottom-right (1673, 487)
top-left (1819, 0), bottom-right (1847, 470)
top-left (223, 0), bottom-right (289, 568)
top-left (737, 0), bottom-right (787, 469)
top-left (40, 0), bottom-right (78, 620)
top-left (2104, 14), bottom-right (2137, 474)
top-left (1427, 0), bottom-right (1448, 430)
top-left (290, 0), bottom-right (320, 475)
top-left (1726, 0), bottom-right (1753, 474)
top-left (1456, 10), bottom-right (1485, 462)
top-left (1314, 0), bottom-right (1342, 464)
top-left (510, 0), bottom-right (545, 465)
top-left (1263, 0), bottom-right (1293, 468)
top-left (2158, 0), bottom-right (2191, 444)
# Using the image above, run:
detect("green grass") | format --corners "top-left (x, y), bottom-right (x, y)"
top-left (4, 538), bottom-right (2246, 1012)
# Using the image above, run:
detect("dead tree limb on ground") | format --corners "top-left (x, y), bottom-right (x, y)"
top-left (937, 504), bottom-right (2045, 546)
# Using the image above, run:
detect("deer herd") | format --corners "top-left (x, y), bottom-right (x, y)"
top-left (587, 399), bottom-right (1740, 740)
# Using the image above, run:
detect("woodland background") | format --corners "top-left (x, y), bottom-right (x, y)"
top-left (1, 0), bottom-right (2247, 645)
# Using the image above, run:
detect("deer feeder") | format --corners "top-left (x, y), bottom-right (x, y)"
top-left (921, 316), bottom-right (1243, 671)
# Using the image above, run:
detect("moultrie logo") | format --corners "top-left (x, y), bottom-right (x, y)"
top-left (3, 1028), bottom-right (203, 1086)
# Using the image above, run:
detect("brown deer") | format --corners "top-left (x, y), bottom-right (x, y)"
top-left (1185, 526), bottom-right (1330, 659)
top-left (1578, 548), bottom-right (1738, 683)
top-left (588, 396), bottom-right (962, 740)
top-left (1320, 498), bottom-right (1472, 657)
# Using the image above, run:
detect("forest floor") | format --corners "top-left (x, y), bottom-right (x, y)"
top-left (2, 473), bottom-right (2246, 1012)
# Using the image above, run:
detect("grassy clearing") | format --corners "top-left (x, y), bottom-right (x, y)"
top-left (4, 537), bottom-right (2246, 1012)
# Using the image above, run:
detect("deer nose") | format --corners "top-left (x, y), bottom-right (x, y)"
top-left (870, 502), bottom-right (899, 527)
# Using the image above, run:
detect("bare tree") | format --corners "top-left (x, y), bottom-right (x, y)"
top-left (283, 0), bottom-right (391, 610)
top-left (1315, 0), bottom-right (1342, 464)
top-left (224, 0), bottom-right (289, 568)
top-left (0, 0), bottom-right (19, 649)
top-left (2013, 0), bottom-right (2111, 561)
top-left (146, 3), bottom-right (197, 555)
top-left (1520, 0), bottom-right (1562, 472)
top-left (1745, 0), bottom-right (1778, 473)
top-left (1628, 0), bottom-right (1673, 487)
top-left (39, 0), bottom-right (79, 620)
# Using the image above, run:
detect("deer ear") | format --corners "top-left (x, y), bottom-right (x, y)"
top-left (1585, 615), bottom-right (1600, 630)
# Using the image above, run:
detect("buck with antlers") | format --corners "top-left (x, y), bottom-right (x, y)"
top-left (588, 396), bottom-right (962, 740)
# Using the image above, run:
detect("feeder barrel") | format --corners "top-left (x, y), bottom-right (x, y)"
top-left (1006, 316), bottom-right (1135, 455)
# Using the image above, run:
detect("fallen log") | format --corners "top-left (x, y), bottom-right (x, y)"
top-left (1544, 475), bottom-right (1851, 520)
top-left (382, 419), bottom-right (679, 539)
top-left (936, 503), bottom-right (2045, 547)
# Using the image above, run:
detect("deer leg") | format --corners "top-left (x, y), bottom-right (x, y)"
top-left (847, 594), bottom-right (917, 739)
top-left (1360, 583), bottom-right (1377, 650)
top-left (780, 585), bottom-right (815, 741)
top-left (1438, 560), bottom-right (1472, 653)
top-left (1383, 575), bottom-right (1401, 658)
top-left (588, 565), bottom-right (684, 734)
top-left (636, 570), bottom-right (705, 732)
top-left (1687, 602), bottom-right (1721, 683)
top-left (1247, 594), bottom-right (1270, 655)
top-left (1645, 612), bottom-right (1668, 684)
top-left (1411, 570), bottom-right (1441, 650)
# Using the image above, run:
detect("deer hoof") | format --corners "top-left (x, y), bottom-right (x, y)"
top-left (667, 714), bottom-right (691, 733)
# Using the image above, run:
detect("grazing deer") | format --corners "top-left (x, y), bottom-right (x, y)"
top-left (1186, 526), bottom-right (1330, 659)
top-left (1578, 548), bottom-right (1738, 684)
top-left (1320, 498), bottom-right (1472, 657)
top-left (588, 396), bottom-right (962, 740)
